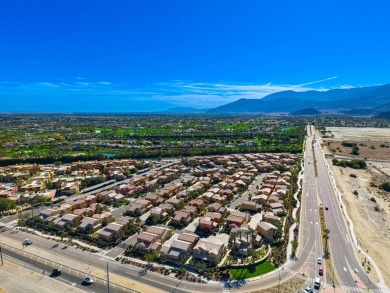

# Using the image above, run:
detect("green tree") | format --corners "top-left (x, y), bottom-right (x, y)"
top-left (145, 253), bottom-right (158, 263)
top-left (0, 198), bottom-right (16, 215)
top-left (291, 239), bottom-right (299, 255)
top-left (379, 181), bottom-right (390, 192)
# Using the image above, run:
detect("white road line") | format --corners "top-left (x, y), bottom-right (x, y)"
top-left (343, 267), bottom-right (347, 271)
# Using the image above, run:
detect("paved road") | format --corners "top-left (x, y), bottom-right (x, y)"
top-left (310, 125), bottom-right (384, 293)
top-left (229, 173), bottom-right (266, 209)
top-left (2, 249), bottom-right (130, 293)
top-left (0, 228), bottom-right (220, 293)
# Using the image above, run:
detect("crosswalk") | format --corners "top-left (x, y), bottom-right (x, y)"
top-left (259, 267), bottom-right (385, 293)
top-left (342, 286), bottom-right (383, 293)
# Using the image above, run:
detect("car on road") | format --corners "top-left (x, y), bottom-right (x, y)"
top-left (317, 257), bottom-right (322, 265)
top-left (82, 277), bottom-right (94, 285)
top-left (314, 278), bottom-right (321, 289)
top-left (325, 206), bottom-right (328, 210)
top-left (303, 287), bottom-right (313, 293)
top-left (51, 269), bottom-right (61, 277)
top-left (23, 239), bottom-right (33, 245)
top-left (319, 267), bottom-right (323, 275)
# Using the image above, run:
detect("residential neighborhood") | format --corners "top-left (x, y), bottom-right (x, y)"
top-left (1, 152), bottom-right (300, 273)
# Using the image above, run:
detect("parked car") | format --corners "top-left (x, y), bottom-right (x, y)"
top-left (23, 239), bottom-right (33, 245)
top-left (317, 257), bottom-right (322, 265)
top-left (319, 267), bottom-right (323, 275)
top-left (325, 206), bottom-right (329, 210)
top-left (303, 287), bottom-right (313, 293)
top-left (82, 277), bottom-right (94, 285)
top-left (51, 269), bottom-right (61, 277)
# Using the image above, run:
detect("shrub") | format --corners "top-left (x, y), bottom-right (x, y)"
top-left (379, 181), bottom-right (390, 192)
top-left (351, 147), bottom-right (359, 155)
top-left (342, 142), bottom-right (357, 147)
top-left (374, 205), bottom-right (380, 212)
top-left (350, 173), bottom-right (357, 178)
top-left (333, 159), bottom-right (366, 169)
top-left (353, 190), bottom-right (359, 196)
top-left (370, 197), bottom-right (376, 203)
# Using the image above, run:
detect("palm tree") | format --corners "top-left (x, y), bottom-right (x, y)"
top-left (323, 229), bottom-right (330, 256)
top-left (229, 231), bottom-right (238, 256)
top-left (135, 217), bottom-right (141, 230)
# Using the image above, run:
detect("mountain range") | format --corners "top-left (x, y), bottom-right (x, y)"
top-left (205, 83), bottom-right (390, 115)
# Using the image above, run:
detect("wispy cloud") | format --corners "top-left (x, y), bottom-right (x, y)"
top-left (0, 77), bottom-right (348, 109)
top-left (292, 76), bottom-right (339, 87)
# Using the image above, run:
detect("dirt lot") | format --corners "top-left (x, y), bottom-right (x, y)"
top-left (0, 259), bottom-right (84, 293)
top-left (327, 159), bottom-right (390, 287)
top-left (323, 140), bottom-right (390, 160)
top-left (326, 127), bottom-right (390, 141)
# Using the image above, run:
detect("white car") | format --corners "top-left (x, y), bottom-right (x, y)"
top-left (304, 287), bottom-right (313, 293)
top-left (82, 277), bottom-right (94, 285)
top-left (317, 257), bottom-right (322, 265)
top-left (23, 239), bottom-right (33, 245)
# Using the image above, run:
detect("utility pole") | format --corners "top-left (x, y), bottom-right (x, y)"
top-left (107, 262), bottom-right (110, 293)
top-left (0, 246), bottom-right (3, 265)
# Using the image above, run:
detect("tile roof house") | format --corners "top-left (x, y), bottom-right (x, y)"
top-left (165, 198), bottom-right (183, 209)
top-left (188, 199), bottom-right (204, 210)
top-left (263, 212), bottom-right (281, 227)
top-left (78, 217), bottom-right (101, 232)
top-left (92, 212), bottom-right (114, 224)
top-left (192, 236), bottom-right (226, 264)
top-left (55, 213), bottom-right (80, 229)
top-left (126, 199), bottom-right (153, 216)
top-left (208, 202), bottom-right (222, 212)
top-left (39, 208), bottom-right (59, 220)
top-left (198, 216), bottom-right (218, 233)
top-left (257, 221), bottom-right (278, 241)
top-left (240, 200), bottom-right (262, 212)
top-left (145, 194), bottom-right (164, 206)
top-left (171, 211), bottom-right (192, 226)
top-left (182, 205), bottom-right (198, 217)
top-left (98, 222), bottom-right (124, 241)
top-left (226, 211), bottom-right (250, 230)
top-left (134, 226), bottom-right (173, 253)
top-left (149, 207), bottom-right (168, 221)
top-left (252, 194), bottom-right (268, 205)
top-left (146, 226), bottom-right (173, 242)
top-left (161, 232), bottom-right (200, 261)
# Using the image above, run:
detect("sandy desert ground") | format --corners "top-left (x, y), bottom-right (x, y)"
top-left (324, 140), bottom-right (390, 161)
top-left (326, 127), bottom-right (390, 141)
top-left (327, 160), bottom-right (390, 287)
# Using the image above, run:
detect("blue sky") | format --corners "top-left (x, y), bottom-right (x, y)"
top-left (1, 1), bottom-right (390, 112)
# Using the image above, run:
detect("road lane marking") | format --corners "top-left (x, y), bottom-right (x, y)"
top-left (343, 267), bottom-right (347, 271)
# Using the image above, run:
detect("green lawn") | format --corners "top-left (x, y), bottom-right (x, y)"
top-left (219, 124), bottom-right (250, 131)
top-left (229, 261), bottom-right (275, 280)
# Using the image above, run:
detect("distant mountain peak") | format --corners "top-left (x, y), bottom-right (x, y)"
top-left (207, 84), bottom-right (390, 114)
